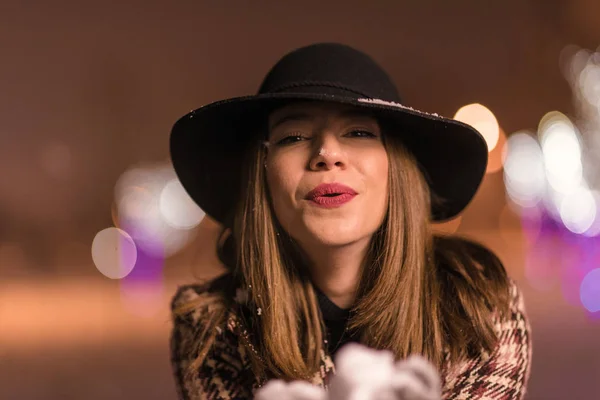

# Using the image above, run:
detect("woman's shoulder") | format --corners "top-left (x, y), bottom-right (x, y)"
top-left (507, 277), bottom-right (525, 306)
top-left (170, 272), bottom-right (243, 327)
top-left (441, 278), bottom-right (532, 398)
top-left (169, 273), bottom-right (260, 398)
top-left (496, 277), bottom-right (529, 333)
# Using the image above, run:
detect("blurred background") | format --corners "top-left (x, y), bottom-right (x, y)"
top-left (1, 1), bottom-right (599, 399)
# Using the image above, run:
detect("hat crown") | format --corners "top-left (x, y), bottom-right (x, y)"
top-left (258, 43), bottom-right (402, 102)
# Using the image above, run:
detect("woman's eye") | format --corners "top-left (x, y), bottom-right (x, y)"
top-left (276, 134), bottom-right (308, 145)
top-left (347, 130), bottom-right (377, 138)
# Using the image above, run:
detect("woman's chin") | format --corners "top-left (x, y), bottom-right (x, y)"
top-left (285, 217), bottom-right (373, 248)
top-left (303, 228), bottom-right (365, 248)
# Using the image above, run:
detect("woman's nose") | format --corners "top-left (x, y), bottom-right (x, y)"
top-left (309, 135), bottom-right (347, 170)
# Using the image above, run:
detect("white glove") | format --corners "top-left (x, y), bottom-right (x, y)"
top-left (254, 380), bottom-right (327, 400)
top-left (328, 343), bottom-right (397, 400)
top-left (390, 356), bottom-right (441, 400)
top-left (254, 343), bottom-right (441, 400)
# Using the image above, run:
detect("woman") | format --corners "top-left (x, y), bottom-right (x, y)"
top-left (169, 43), bottom-right (532, 399)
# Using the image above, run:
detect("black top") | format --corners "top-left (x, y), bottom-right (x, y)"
top-left (208, 272), bottom-right (361, 359)
top-left (313, 285), bottom-right (360, 359)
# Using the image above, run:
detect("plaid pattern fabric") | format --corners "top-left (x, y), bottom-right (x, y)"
top-left (439, 281), bottom-right (532, 399)
top-left (170, 280), bottom-right (531, 399)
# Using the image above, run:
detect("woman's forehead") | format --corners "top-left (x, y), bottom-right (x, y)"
top-left (268, 101), bottom-right (377, 129)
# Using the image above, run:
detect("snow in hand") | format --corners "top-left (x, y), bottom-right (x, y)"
top-left (255, 343), bottom-right (441, 400)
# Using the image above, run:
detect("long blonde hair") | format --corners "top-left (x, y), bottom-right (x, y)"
top-left (175, 119), bottom-right (511, 383)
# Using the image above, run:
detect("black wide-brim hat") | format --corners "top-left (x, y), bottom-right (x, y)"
top-left (170, 43), bottom-right (488, 225)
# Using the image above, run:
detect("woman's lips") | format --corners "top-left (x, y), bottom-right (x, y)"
top-left (308, 193), bottom-right (356, 208)
top-left (306, 182), bottom-right (357, 199)
top-left (305, 182), bottom-right (358, 209)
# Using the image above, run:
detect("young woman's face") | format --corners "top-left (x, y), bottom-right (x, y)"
top-left (265, 102), bottom-right (389, 248)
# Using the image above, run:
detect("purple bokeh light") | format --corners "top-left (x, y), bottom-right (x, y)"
top-left (580, 269), bottom-right (600, 313)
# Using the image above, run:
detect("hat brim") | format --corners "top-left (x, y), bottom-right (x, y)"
top-left (170, 92), bottom-right (488, 225)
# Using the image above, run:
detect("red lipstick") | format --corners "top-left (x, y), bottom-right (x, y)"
top-left (305, 183), bottom-right (357, 208)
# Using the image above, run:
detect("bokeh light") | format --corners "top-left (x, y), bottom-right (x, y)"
top-left (504, 46), bottom-right (600, 264)
top-left (559, 44), bottom-right (582, 81)
top-left (541, 186), bottom-right (566, 224)
top-left (118, 187), bottom-right (156, 223)
top-left (583, 191), bottom-right (600, 237)
top-left (91, 227), bottom-right (137, 279)
top-left (559, 186), bottom-right (597, 234)
top-left (503, 131), bottom-right (546, 208)
top-left (159, 179), bottom-right (205, 230)
top-left (117, 230), bottom-right (166, 317)
top-left (578, 62), bottom-right (600, 109)
top-left (560, 46), bottom-right (593, 85)
top-left (580, 269), bottom-right (600, 312)
top-left (114, 164), bottom-right (199, 258)
top-left (453, 103), bottom-right (500, 152)
top-left (538, 112), bottom-right (583, 194)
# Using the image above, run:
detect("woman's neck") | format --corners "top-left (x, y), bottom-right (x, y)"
top-left (303, 236), bottom-right (371, 309)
